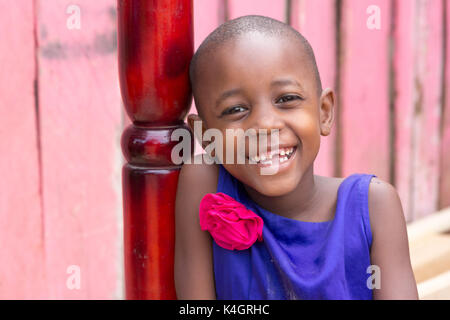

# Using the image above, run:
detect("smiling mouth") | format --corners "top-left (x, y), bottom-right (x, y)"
top-left (246, 146), bottom-right (297, 166)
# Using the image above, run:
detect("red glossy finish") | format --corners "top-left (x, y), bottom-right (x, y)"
top-left (122, 166), bottom-right (180, 299)
top-left (118, 0), bottom-right (193, 126)
top-left (121, 123), bottom-right (193, 167)
top-left (117, 0), bottom-right (193, 300)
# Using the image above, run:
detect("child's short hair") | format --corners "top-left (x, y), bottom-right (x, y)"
top-left (189, 15), bottom-right (323, 97)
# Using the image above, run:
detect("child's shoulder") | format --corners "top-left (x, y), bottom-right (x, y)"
top-left (175, 155), bottom-right (220, 239)
top-left (178, 154), bottom-right (220, 196)
top-left (333, 173), bottom-right (399, 219)
top-left (322, 173), bottom-right (389, 196)
top-left (366, 176), bottom-right (403, 220)
top-left (317, 174), bottom-right (396, 223)
top-left (363, 175), bottom-right (407, 253)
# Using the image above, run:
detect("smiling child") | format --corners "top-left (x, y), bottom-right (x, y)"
top-left (174, 15), bottom-right (418, 300)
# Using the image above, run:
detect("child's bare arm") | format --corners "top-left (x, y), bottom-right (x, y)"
top-left (174, 159), bottom-right (218, 299)
top-left (368, 177), bottom-right (419, 299)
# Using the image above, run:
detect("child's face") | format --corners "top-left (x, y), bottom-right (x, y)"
top-left (190, 32), bottom-right (334, 197)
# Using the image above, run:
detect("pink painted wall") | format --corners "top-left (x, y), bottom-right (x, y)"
top-left (1, 0), bottom-right (123, 299)
top-left (0, 0), bottom-right (448, 299)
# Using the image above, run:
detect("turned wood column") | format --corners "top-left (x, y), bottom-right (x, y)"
top-left (117, 0), bottom-right (193, 300)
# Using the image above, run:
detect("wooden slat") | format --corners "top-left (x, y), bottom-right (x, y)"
top-left (394, 0), bottom-right (444, 222)
top-left (418, 270), bottom-right (450, 300)
top-left (36, 0), bottom-right (123, 299)
top-left (290, 0), bottom-right (336, 177)
top-left (227, 0), bottom-right (286, 21)
top-left (439, 0), bottom-right (450, 210)
top-left (194, 0), bottom-right (224, 50)
top-left (0, 0), bottom-right (46, 299)
top-left (407, 208), bottom-right (450, 284)
top-left (410, 0), bottom-right (444, 220)
top-left (409, 232), bottom-right (450, 283)
top-left (407, 207), bottom-right (450, 241)
top-left (393, 0), bottom-right (416, 221)
top-left (340, 0), bottom-right (391, 182)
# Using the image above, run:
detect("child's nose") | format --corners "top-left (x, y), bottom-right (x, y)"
top-left (250, 106), bottom-right (284, 134)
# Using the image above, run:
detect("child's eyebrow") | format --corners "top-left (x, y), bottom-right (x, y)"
top-left (216, 88), bottom-right (243, 108)
top-left (271, 78), bottom-right (302, 88)
top-left (215, 79), bottom-right (303, 108)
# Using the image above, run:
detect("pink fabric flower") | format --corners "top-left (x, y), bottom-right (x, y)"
top-left (199, 192), bottom-right (264, 250)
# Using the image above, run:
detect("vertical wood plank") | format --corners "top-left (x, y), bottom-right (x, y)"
top-left (36, 0), bottom-right (123, 298)
top-left (412, 0), bottom-right (444, 220)
top-left (394, 0), bottom-right (416, 221)
top-left (194, 0), bottom-right (224, 50)
top-left (0, 0), bottom-right (46, 299)
top-left (340, 0), bottom-right (391, 182)
top-left (439, 0), bottom-right (450, 210)
top-left (191, 0), bottom-right (224, 155)
top-left (290, 0), bottom-right (337, 177)
top-left (395, 0), bottom-right (444, 221)
top-left (227, 0), bottom-right (286, 21)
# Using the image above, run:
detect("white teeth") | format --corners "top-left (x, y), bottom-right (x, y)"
top-left (249, 146), bottom-right (296, 163)
top-left (285, 147), bottom-right (294, 156)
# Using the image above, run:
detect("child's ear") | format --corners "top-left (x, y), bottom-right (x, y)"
top-left (319, 88), bottom-right (335, 136)
top-left (187, 114), bottom-right (209, 150)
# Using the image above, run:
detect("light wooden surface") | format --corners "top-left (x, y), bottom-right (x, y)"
top-left (407, 207), bottom-right (450, 299)
top-left (418, 270), bottom-right (450, 300)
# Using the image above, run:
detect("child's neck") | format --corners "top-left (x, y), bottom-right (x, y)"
top-left (243, 165), bottom-right (322, 221)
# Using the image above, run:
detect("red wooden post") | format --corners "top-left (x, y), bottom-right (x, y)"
top-left (117, 0), bottom-right (193, 299)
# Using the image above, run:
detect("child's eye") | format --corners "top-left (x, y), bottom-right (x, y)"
top-left (222, 105), bottom-right (247, 116)
top-left (276, 95), bottom-right (302, 104)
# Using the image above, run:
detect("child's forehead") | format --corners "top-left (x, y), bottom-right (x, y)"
top-left (211, 32), bottom-right (305, 61)
top-left (197, 34), bottom-right (313, 82)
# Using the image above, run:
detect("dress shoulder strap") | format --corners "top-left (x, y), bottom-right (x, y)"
top-left (336, 173), bottom-right (377, 249)
top-left (217, 164), bottom-right (240, 199)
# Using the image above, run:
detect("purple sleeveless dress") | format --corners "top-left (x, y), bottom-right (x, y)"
top-left (213, 164), bottom-right (376, 300)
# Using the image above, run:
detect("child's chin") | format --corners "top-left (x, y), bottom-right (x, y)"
top-left (250, 177), bottom-right (299, 197)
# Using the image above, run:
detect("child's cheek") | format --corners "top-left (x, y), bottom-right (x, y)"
top-left (291, 113), bottom-right (321, 156)
top-left (293, 111), bottom-right (319, 135)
